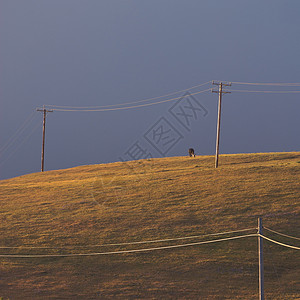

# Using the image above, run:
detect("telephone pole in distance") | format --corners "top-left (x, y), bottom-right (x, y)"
top-left (212, 81), bottom-right (231, 168)
top-left (36, 106), bottom-right (53, 172)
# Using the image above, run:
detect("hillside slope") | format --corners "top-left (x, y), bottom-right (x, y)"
top-left (0, 152), bottom-right (300, 299)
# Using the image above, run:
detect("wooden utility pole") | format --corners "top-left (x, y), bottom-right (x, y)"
top-left (212, 81), bottom-right (231, 168)
top-left (36, 106), bottom-right (53, 172)
top-left (258, 217), bottom-right (264, 300)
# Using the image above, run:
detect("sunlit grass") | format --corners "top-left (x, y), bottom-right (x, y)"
top-left (0, 152), bottom-right (299, 298)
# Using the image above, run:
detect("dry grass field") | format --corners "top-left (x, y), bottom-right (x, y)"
top-left (0, 152), bottom-right (300, 299)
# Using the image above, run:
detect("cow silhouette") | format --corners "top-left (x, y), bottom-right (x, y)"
top-left (188, 148), bottom-right (195, 157)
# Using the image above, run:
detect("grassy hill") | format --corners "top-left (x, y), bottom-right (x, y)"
top-left (0, 152), bottom-right (299, 299)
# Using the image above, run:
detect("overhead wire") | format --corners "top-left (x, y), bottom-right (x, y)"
top-left (0, 234), bottom-right (257, 258)
top-left (227, 89), bottom-right (300, 94)
top-left (45, 81), bottom-right (211, 109)
top-left (42, 80), bottom-right (300, 112)
top-left (0, 110), bottom-right (37, 155)
top-left (46, 89), bottom-right (211, 112)
top-left (264, 227), bottom-right (300, 241)
top-left (0, 227), bottom-right (256, 249)
top-left (0, 119), bottom-right (42, 167)
top-left (230, 81), bottom-right (300, 86)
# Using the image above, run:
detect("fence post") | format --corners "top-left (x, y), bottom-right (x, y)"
top-left (258, 217), bottom-right (264, 300)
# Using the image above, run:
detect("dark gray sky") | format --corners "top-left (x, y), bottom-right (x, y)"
top-left (1, 0), bottom-right (300, 180)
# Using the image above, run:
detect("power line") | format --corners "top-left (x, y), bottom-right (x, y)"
top-left (230, 81), bottom-right (300, 86)
top-left (259, 234), bottom-right (300, 250)
top-left (44, 81), bottom-right (300, 110)
top-left (0, 120), bottom-right (41, 167)
top-left (0, 234), bottom-right (257, 258)
top-left (47, 89), bottom-right (211, 112)
top-left (227, 89), bottom-right (300, 94)
top-left (45, 81), bottom-right (211, 109)
top-left (0, 227), bottom-right (256, 249)
top-left (264, 227), bottom-right (300, 241)
top-left (0, 111), bottom-right (37, 155)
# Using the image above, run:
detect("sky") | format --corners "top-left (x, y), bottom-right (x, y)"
top-left (1, 0), bottom-right (300, 180)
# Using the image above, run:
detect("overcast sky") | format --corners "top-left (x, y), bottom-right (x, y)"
top-left (1, 0), bottom-right (300, 180)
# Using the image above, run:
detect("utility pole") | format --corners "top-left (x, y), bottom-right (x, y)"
top-left (258, 217), bottom-right (264, 300)
top-left (36, 106), bottom-right (53, 172)
top-left (212, 81), bottom-right (231, 168)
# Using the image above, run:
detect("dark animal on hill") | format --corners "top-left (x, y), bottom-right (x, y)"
top-left (188, 148), bottom-right (195, 157)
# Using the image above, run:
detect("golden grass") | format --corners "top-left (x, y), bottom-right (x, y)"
top-left (0, 152), bottom-right (300, 299)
